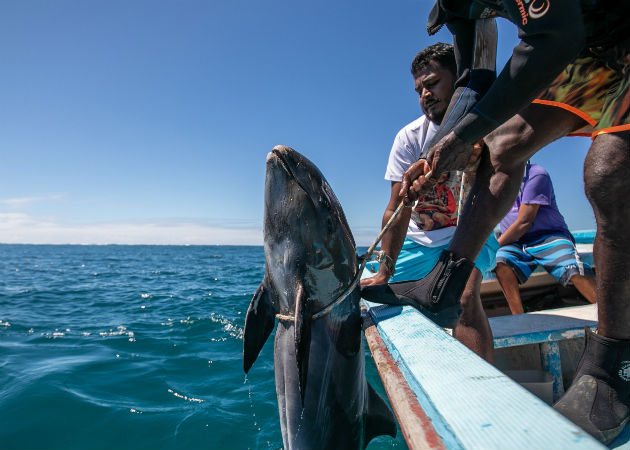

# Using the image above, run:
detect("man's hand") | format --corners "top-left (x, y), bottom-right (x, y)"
top-left (360, 270), bottom-right (390, 287)
top-left (400, 137), bottom-right (485, 203)
top-left (399, 159), bottom-right (433, 204)
top-left (429, 130), bottom-right (478, 175)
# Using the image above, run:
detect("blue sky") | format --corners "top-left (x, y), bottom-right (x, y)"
top-left (0, 1), bottom-right (595, 245)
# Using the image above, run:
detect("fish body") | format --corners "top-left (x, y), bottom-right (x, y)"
top-left (243, 146), bottom-right (396, 449)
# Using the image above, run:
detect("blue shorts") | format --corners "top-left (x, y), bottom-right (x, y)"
top-left (366, 234), bottom-right (499, 282)
top-left (495, 235), bottom-right (594, 286)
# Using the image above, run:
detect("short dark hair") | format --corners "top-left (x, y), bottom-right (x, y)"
top-left (410, 43), bottom-right (456, 76)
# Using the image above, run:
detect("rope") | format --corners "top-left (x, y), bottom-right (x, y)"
top-left (362, 169), bottom-right (433, 263)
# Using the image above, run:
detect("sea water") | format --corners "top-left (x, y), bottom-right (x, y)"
top-left (0, 244), bottom-right (407, 450)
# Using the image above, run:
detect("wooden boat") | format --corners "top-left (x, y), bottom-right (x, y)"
top-left (361, 230), bottom-right (630, 450)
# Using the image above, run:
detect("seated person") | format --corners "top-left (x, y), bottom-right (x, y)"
top-left (495, 162), bottom-right (596, 314)
top-left (360, 43), bottom-right (498, 361)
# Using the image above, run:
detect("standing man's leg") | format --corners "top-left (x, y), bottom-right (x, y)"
top-left (455, 268), bottom-right (494, 362)
top-left (554, 130), bottom-right (630, 444)
top-left (455, 235), bottom-right (498, 362)
top-left (450, 105), bottom-right (585, 261)
top-left (584, 131), bottom-right (630, 339)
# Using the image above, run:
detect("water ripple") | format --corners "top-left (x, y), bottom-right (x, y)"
top-left (0, 244), bottom-right (404, 450)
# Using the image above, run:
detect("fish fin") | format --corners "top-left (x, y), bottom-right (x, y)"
top-left (294, 287), bottom-right (311, 405)
top-left (243, 282), bottom-right (276, 373)
top-left (363, 382), bottom-right (397, 445)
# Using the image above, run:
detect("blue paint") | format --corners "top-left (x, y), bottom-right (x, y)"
top-left (362, 300), bottom-right (607, 450)
top-left (540, 341), bottom-right (564, 402)
top-left (376, 307), bottom-right (464, 450)
top-left (492, 329), bottom-right (587, 348)
top-left (611, 421), bottom-right (630, 450)
top-left (571, 229), bottom-right (596, 244)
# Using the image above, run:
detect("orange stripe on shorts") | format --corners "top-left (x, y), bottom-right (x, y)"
top-left (532, 99), bottom-right (598, 127)
top-left (592, 124), bottom-right (630, 137)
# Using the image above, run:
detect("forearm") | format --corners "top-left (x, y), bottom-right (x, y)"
top-left (498, 220), bottom-right (533, 246)
top-left (455, 40), bottom-right (580, 143)
top-left (422, 18), bottom-right (496, 161)
top-left (452, 0), bottom-right (585, 144)
top-left (378, 206), bottom-right (411, 277)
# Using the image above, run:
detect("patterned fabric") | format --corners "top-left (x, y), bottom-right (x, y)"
top-left (534, 48), bottom-right (630, 137)
top-left (496, 235), bottom-right (594, 286)
top-left (596, 61), bottom-right (630, 136)
top-left (411, 173), bottom-right (461, 231)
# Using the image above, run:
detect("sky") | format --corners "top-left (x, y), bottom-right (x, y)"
top-left (0, 1), bottom-right (596, 246)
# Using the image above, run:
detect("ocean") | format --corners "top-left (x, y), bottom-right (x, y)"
top-left (0, 244), bottom-right (407, 450)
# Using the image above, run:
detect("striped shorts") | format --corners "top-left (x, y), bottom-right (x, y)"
top-left (495, 235), bottom-right (594, 286)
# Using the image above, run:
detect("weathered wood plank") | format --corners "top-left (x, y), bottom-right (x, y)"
top-left (490, 304), bottom-right (598, 348)
top-left (363, 310), bottom-right (446, 450)
top-left (362, 299), bottom-right (606, 450)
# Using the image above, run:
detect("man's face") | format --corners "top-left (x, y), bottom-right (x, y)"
top-left (413, 60), bottom-right (455, 124)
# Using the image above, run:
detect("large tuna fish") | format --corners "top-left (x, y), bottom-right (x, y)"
top-left (243, 146), bottom-right (396, 449)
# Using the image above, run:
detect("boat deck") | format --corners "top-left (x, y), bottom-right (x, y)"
top-left (490, 303), bottom-right (598, 401)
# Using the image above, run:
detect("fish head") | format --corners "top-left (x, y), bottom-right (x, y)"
top-left (263, 145), bottom-right (357, 314)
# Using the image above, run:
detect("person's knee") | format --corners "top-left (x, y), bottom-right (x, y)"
top-left (584, 133), bottom-right (630, 227)
top-left (419, 214), bottom-right (434, 231)
top-left (495, 261), bottom-right (508, 270)
top-left (495, 262), bottom-right (513, 277)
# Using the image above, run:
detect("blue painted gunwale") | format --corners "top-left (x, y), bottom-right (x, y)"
top-left (361, 295), bottom-right (606, 450)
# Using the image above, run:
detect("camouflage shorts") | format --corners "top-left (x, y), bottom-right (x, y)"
top-left (533, 46), bottom-right (630, 137)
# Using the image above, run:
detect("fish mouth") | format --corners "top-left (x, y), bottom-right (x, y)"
top-left (268, 146), bottom-right (316, 205)
top-left (268, 144), bottom-right (356, 253)
top-left (269, 146), bottom-right (297, 181)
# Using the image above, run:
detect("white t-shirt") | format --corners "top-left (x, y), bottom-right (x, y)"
top-left (385, 115), bottom-right (459, 247)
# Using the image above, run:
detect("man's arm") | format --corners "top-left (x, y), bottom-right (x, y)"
top-left (497, 203), bottom-right (540, 246)
top-left (406, 0), bottom-right (586, 200)
top-left (360, 181), bottom-right (411, 287)
top-left (419, 17), bottom-right (498, 177)
top-left (453, 0), bottom-right (585, 146)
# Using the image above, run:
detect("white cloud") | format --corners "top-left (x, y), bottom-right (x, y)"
top-left (0, 212), bottom-right (379, 246)
top-left (0, 213), bottom-right (264, 245)
top-left (0, 194), bottom-right (64, 208)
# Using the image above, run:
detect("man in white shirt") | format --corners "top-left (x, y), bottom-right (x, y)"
top-left (361, 43), bottom-right (498, 361)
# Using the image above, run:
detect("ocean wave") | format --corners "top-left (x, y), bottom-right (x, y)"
top-left (0, 244), bottom-right (403, 450)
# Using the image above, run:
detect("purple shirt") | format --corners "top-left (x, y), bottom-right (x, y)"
top-left (499, 164), bottom-right (572, 245)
